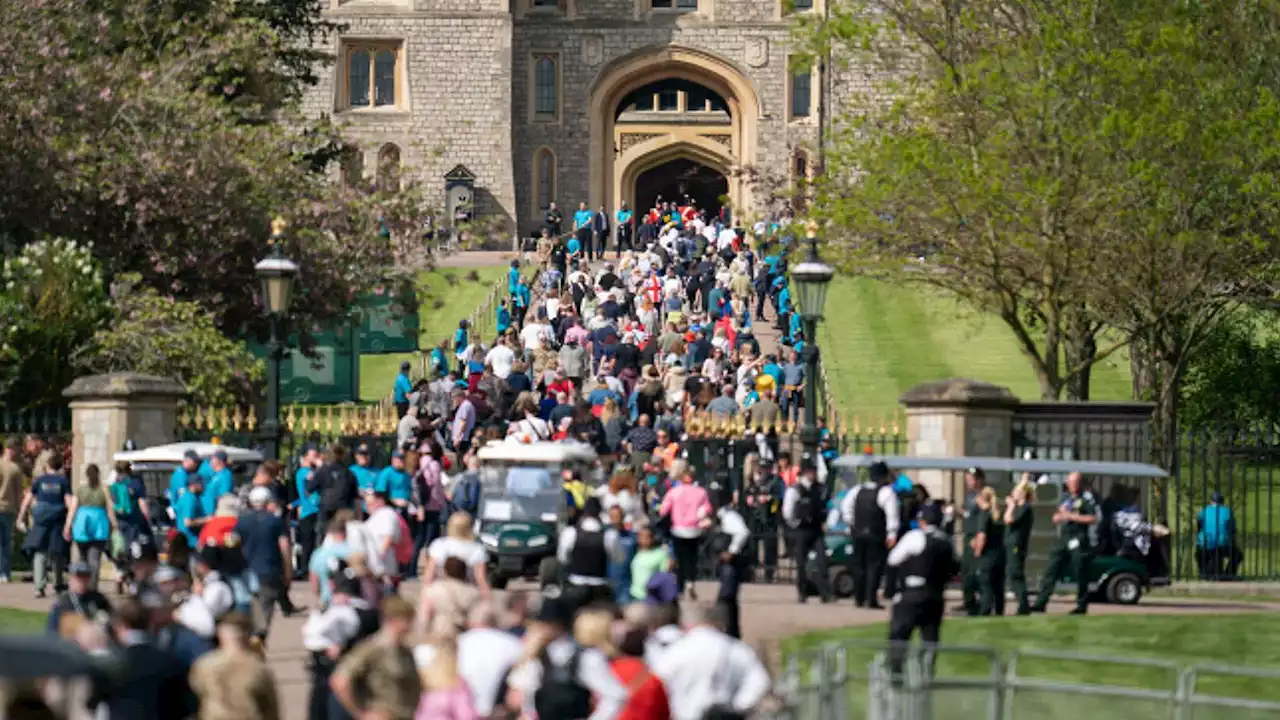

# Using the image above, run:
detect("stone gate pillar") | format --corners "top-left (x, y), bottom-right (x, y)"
top-left (899, 378), bottom-right (1020, 502)
top-left (63, 373), bottom-right (187, 487)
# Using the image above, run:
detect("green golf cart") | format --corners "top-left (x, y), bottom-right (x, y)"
top-left (812, 454), bottom-right (1172, 605)
top-left (474, 440), bottom-right (599, 590)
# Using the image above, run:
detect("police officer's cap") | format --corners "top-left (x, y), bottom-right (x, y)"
top-left (919, 503), bottom-right (944, 527)
top-left (869, 461), bottom-right (891, 484)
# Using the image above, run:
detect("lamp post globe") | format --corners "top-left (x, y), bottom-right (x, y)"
top-left (793, 223), bottom-right (835, 472)
top-left (255, 217), bottom-right (298, 461)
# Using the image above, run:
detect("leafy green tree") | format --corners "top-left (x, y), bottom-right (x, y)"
top-left (75, 275), bottom-right (264, 407)
top-left (1179, 310), bottom-right (1280, 432)
top-left (0, 238), bottom-right (109, 408)
top-left (0, 0), bottom-right (437, 342)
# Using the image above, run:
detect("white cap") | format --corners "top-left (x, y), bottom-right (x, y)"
top-left (248, 486), bottom-right (273, 507)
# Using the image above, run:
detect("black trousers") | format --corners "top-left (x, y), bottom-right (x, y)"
top-left (617, 224), bottom-right (632, 255)
top-left (672, 536), bottom-right (702, 594)
top-left (792, 528), bottom-right (831, 601)
top-left (576, 226), bottom-right (593, 259)
top-left (750, 525), bottom-right (780, 582)
top-left (888, 595), bottom-right (944, 677)
top-left (595, 229), bottom-right (608, 259)
top-left (296, 514), bottom-right (318, 580)
top-left (851, 535), bottom-right (887, 608)
top-left (755, 291), bottom-right (767, 320)
top-left (716, 557), bottom-right (746, 639)
top-left (395, 401), bottom-right (410, 420)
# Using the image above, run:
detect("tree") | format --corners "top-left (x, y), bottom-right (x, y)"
top-left (0, 238), bottom-right (109, 408)
top-left (1179, 310), bottom-right (1280, 432)
top-left (808, 0), bottom-right (1127, 400)
top-left (0, 0), bottom-right (438, 344)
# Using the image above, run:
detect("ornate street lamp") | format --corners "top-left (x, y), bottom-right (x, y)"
top-left (791, 222), bottom-right (836, 468)
top-left (254, 217), bottom-right (299, 461)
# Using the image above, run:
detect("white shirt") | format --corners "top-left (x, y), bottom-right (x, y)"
top-left (396, 414), bottom-right (420, 448)
top-left (485, 345), bottom-right (516, 379)
top-left (644, 624), bottom-right (684, 667)
top-left (201, 572), bottom-right (235, 618)
top-left (596, 488), bottom-right (643, 526)
top-left (716, 507), bottom-right (752, 556)
top-left (428, 536), bottom-right (488, 568)
top-left (520, 323), bottom-right (548, 351)
top-left (653, 626), bottom-right (771, 720)
top-left (718, 227), bottom-right (737, 250)
top-left (839, 483), bottom-right (902, 538)
top-left (508, 636), bottom-right (628, 720)
top-left (344, 521), bottom-right (384, 577)
top-left (546, 297), bottom-right (561, 318)
top-left (458, 628), bottom-right (524, 715)
top-left (177, 596), bottom-right (216, 639)
top-left (301, 602), bottom-right (366, 651)
top-left (365, 506), bottom-right (401, 577)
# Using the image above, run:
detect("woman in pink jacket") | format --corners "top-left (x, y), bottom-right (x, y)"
top-left (658, 460), bottom-right (713, 600)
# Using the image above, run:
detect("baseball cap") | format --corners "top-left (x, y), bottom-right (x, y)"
top-left (355, 443), bottom-right (371, 455)
top-left (212, 449), bottom-right (228, 462)
top-left (401, 361), bottom-right (412, 371)
top-left (182, 449), bottom-right (200, 462)
top-left (391, 449), bottom-right (405, 459)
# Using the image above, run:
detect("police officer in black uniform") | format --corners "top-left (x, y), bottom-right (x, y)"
top-left (559, 497), bottom-right (619, 611)
top-left (783, 458), bottom-right (832, 604)
top-left (885, 503), bottom-right (958, 676)
top-left (840, 461), bottom-right (900, 609)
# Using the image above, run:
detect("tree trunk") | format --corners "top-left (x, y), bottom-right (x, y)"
top-left (1064, 326), bottom-right (1098, 401)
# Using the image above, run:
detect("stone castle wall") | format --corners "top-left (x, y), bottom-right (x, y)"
top-left (298, 0), bottom-right (882, 236)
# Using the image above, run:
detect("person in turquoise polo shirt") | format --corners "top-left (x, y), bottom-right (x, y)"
top-left (507, 259), bottom-right (521, 297)
top-left (167, 450), bottom-right (201, 509)
top-left (615, 202), bottom-right (633, 256)
top-left (294, 445), bottom-right (321, 574)
top-left (496, 300), bottom-right (511, 336)
top-left (173, 473), bottom-right (206, 549)
top-left (393, 361), bottom-right (413, 419)
top-left (375, 451), bottom-right (412, 512)
top-left (573, 201), bottom-right (595, 260)
top-left (200, 450), bottom-right (233, 517)
top-left (349, 444), bottom-right (378, 514)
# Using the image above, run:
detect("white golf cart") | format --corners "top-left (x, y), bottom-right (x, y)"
top-left (474, 439), bottom-right (600, 589)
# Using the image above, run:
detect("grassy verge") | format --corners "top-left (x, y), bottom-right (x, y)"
top-left (0, 608), bottom-right (46, 634)
top-left (816, 277), bottom-right (1133, 420)
top-left (359, 265), bottom-right (507, 401)
top-left (781, 615), bottom-right (1280, 719)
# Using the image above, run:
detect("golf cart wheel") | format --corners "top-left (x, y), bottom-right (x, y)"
top-left (1105, 572), bottom-right (1143, 605)
top-left (538, 557), bottom-right (560, 589)
top-left (830, 568), bottom-right (855, 598)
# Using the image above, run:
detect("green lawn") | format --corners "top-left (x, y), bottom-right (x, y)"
top-left (781, 614), bottom-right (1280, 719)
top-left (0, 608), bottom-right (46, 634)
top-left (817, 277), bottom-right (1134, 420)
top-left (359, 265), bottom-right (508, 401)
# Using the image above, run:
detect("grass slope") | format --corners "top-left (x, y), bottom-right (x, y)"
top-left (0, 608), bottom-right (46, 633)
top-left (782, 614), bottom-right (1280, 719)
top-left (359, 266), bottom-right (507, 401)
top-left (818, 277), bottom-right (1134, 421)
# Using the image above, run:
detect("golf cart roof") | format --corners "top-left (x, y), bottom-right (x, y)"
top-left (832, 454), bottom-right (1168, 479)
top-left (476, 440), bottom-right (598, 465)
top-left (113, 441), bottom-right (264, 467)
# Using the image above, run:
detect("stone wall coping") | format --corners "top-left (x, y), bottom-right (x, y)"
top-left (1014, 401), bottom-right (1156, 421)
top-left (899, 378), bottom-right (1020, 409)
top-left (63, 373), bottom-right (188, 401)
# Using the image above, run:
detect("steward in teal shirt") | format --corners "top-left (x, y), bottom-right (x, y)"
top-left (349, 445), bottom-right (379, 496)
top-left (173, 475), bottom-right (206, 547)
top-left (375, 453), bottom-right (412, 508)
top-left (574, 208), bottom-right (594, 230)
top-left (393, 369), bottom-right (413, 405)
top-left (167, 451), bottom-right (201, 509)
top-left (295, 466), bottom-right (318, 520)
top-left (200, 451), bottom-right (233, 516)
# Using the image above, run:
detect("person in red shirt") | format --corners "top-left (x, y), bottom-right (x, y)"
top-left (197, 494), bottom-right (241, 548)
top-left (575, 608), bottom-right (670, 720)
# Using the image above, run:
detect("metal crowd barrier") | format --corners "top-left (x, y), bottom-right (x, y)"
top-left (760, 641), bottom-right (1280, 720)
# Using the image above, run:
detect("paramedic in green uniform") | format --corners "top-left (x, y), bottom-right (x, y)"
top-left (971, 487), bottom-right (1005, 616)
top-left (1032, 471), bottom-right (1100, 615)
top-left (959, 468), bottom-right (985, 616)
top-left (1003, 476), bottom-right (1036, 615)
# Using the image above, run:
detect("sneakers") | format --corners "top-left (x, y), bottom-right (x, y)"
top-left (0, 574), bottom-right (10, 584)
top-left (35, 586), bottom-right (46, 599)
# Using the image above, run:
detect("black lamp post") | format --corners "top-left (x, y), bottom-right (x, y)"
top-left (791, 223), bottom-right (836, 467)
top-left (254, 217), bottom-right (299, 461)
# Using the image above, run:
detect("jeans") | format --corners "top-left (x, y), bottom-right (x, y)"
top-left (671, 536), bottom-right (702, 594)
top-left (407, 512), bottom-right (442, 578)
top-left (75, 541), bottom-right (106, 592)
top-left (0, 512), bottom-right (13, 578)
top-left (257, 577), bottom-right (291, 638)
top-left (33, 551), bottom-right (64, 591)
top-left (296, 514), bottom-right (318, 579)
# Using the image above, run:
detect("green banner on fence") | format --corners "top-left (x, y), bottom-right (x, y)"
top-left (355, 287), bottom-right (420, 354)
top-left (246, 322), bottom-right (361, 404)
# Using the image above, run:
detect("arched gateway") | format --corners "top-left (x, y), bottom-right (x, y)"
top-left (588, 46), bottom-right (762, 219)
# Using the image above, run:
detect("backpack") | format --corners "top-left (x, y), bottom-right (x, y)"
top-left (318, 464), bottom-right (358, 516)
top-left (533, 646), bottom-right (592, 720)
top-left (422, 471), bottom-right (448, 513)
top-left (393, 513), bottom-right (414, 566)
top-left (110, 480), bottom-right (135, 516)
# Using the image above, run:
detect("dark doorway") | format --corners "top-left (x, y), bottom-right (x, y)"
top-left (634, 158), bottom-right (728, 219)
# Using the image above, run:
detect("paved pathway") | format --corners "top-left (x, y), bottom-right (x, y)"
top-left (2, 581), bottom-right (1275, 720)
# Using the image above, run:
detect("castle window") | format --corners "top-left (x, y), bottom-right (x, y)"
top-left (793, 0), bottom-right (813, 10)
top-left (534, 55), bottom-right (559, 121)
top-left (378, 144), bottom-right (401, 192)
top-left (533, 0), bottom-right (557, 6)
top-left (342, 41), bottom-right (404, 111)
top-left (790, 63), bottom-right (813, 119)
top-left (651, 0), bottom-right (697, 9)
top-left (533, 147), bottom-right (557, 215)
